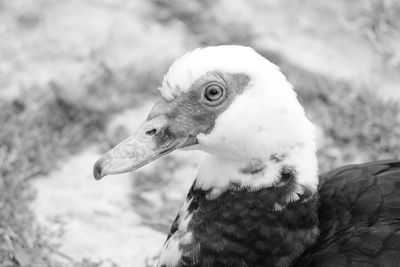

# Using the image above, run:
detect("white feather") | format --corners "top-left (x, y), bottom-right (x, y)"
top-left (158, 234), bottom-right (181, 267)
top-left (162, 45), bottom-right (318, 194)
top-left (159, 45), bottom-right (281, 100)
top-left (158, 198), bottom-right (194, 267)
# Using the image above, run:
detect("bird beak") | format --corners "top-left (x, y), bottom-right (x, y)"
top-left (93, 116), bottom-right (197, 180)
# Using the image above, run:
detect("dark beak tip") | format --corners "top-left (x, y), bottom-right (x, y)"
top-left (93, 160), bottom-right (104, 180)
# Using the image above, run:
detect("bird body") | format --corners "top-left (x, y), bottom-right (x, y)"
top-left (93, 46), bottom-right (400, 267)
top-left (159, 160), bottom-right (400, 267)
top-left (297, 160), bottom-right (400, 267)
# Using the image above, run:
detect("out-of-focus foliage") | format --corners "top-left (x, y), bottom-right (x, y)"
top-left (150, 0), bottom-right (255, 45)
top-left (132, 156), bottom-right (186, 233)
top-left (0, 91), bottom-right (105, 265)
top-left (361, 0), bottom-right (400, 66)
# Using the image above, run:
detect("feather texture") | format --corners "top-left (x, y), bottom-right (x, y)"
top-left (295, 160), bottom-right (400, 267)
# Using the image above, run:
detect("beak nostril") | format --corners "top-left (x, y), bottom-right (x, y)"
top-left (93, 161), bottom-right (103, 180)
top-left (145, 128), bottom-right (157, 136)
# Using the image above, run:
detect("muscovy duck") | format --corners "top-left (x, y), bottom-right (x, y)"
top-left (93, 45), bottom-right (400, 267)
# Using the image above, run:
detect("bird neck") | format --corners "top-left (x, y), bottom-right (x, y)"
top-left (195, 142), bottom-right (319, 199)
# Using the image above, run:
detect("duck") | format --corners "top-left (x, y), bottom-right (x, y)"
top-left (93, 45), bottom-right (400, 267)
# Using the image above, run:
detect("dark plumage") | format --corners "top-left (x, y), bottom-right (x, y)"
top-left (162, 160), bottom-right (400, 267)
top-left (296, 160), bottom-right (400, 267)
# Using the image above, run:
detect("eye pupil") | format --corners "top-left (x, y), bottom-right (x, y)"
top-left (204, 85), bottom-right (224, 103)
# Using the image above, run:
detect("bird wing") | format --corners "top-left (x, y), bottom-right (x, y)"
top-left (295, 160), bottom-right (400, 266)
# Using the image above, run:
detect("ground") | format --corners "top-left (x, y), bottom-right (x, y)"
top-left (1, 0), bottom-right (400, 266)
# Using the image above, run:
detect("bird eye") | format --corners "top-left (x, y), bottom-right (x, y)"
top-left (203, 84), bottom-right (225, 104)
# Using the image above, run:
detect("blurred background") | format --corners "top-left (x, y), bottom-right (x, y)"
top-left (1, 0), bottom-right (400, 266)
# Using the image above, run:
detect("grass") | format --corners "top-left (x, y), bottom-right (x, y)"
top-left (150, 0), bottom-right (254, 46)
top-left (0, 90), bottom-right (106, 266)
top-left (63, 62), bottom-right (163, 112)
top-left (131, 156), bottom-right (185, 233)
top-left (360, 0), bottom-right (400, 67)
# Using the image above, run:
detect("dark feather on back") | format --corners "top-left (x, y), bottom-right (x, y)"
top-left (295, 160), bottom-right (400, 267)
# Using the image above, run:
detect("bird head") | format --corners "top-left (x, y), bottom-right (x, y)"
top-left (94, 45), bottom-right (318, 193)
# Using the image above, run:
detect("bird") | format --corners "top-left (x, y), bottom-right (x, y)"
top-left (93, 45), bottom-right (400, 267)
